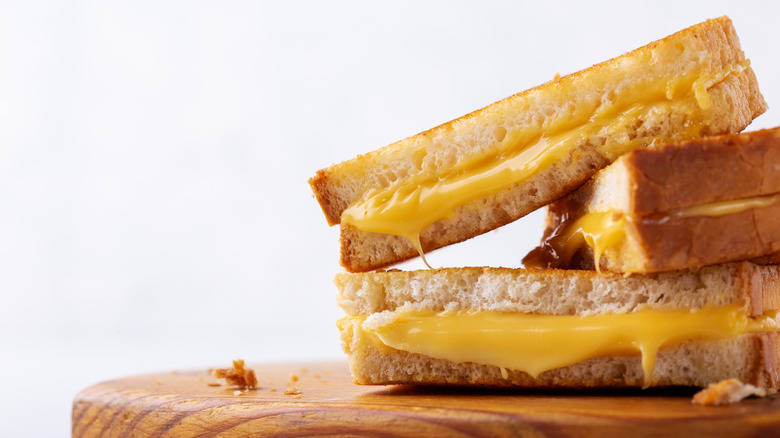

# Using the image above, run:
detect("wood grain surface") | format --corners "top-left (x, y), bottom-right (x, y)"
top-left (73, 361), bottom-right (780, 437)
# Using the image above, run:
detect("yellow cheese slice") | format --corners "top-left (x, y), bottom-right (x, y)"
top-left (348, 305), bottom-right (779, 387)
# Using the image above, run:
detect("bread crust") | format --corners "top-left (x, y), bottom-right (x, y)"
top-left (310, 17), bottom-right (766, 272)
top-left (628, 127), bottom-right (780, 213)
top-left (545, 127), bottom-right (780, 274)
top-left (755, 333), bottom-right (780, 389)
top-left (623, 207), bottom-right (780, 273)
top-left (336, 264), bottom-right (780, 388)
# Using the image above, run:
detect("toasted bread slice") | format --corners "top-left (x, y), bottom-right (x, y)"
top-left (525, 127), bottom-right (780, 274)
top-left (337, 264), bottom-right (780, 388)
top-left (311, 16), bottom-right (766, 272)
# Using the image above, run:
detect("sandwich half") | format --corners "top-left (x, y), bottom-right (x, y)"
top-left (337, 263), bottom-right (780, 388)
top-left (524, 127), bottom-right (780, 274)
top-left (311, 16), bottom-right (766, 273)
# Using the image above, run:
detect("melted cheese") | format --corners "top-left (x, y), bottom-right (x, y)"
top-left (674, 193), bottom-right (780, 217)
top-left (523, 192), bottom-right (780, 270)
top-left (352, 306), bottom-right (779, 387)
top-left (342, 60), bottom-right (750, 260)
top-left (522, 211), bottom-right (626, 272)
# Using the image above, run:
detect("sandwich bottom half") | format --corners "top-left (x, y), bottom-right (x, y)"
top-left (336, 265), bottom-right (780, 389)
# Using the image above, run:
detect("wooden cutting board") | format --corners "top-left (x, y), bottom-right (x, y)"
top-left (73, 361), bottom-right (780, 437)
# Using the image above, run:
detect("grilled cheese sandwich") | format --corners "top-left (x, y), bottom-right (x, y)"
top-left (311, 17), bottom-right (766, 272)
top-left (338, 264), bottom-right (780, 388)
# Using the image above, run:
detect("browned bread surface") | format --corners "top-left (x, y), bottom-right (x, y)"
top-left (557, 127), bottom-right (780, 216)
top-left (542, 128), bottom-right (780, 274)
top-left (310, 17), bottom-right (766, 272)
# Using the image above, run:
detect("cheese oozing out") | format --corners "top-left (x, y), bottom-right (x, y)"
top-left (341, 60), bottom-right (750, 261)
top-left (522, 192), bottom-right (780, 271)
top-left (348, 305), bottom-right (779, 387)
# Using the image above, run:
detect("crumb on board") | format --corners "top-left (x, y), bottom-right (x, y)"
top-left (289, 374), bottom-right (299, 383)
top-left (233, 390), bottom-right (243, 396)
top-left (207, 382), bottom-right (221, 387)
top-left (269, 388), bottom-right (277, 392)
top-left (211, 359), bottom-right (258, 389)
top-left (284, 386), bottom-right (302, 396)
top-left (693, 378), bottom-right (770, 405)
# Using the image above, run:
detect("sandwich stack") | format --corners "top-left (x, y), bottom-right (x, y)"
top-left (310, 16), bottom-right (780, 390)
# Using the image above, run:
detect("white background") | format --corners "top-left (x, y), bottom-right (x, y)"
top-left (2, 1), bottom-right (779, 436)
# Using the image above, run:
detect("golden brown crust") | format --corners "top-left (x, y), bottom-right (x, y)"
top-left (543, 126), bottom-right (780, 274)
top-left (752, 252), bottom-right (780, 266)
top-left (622, 205), bottom-right (780, 273)
top-left (309, 169), bottom-right (341, 226)
top-left (753, 334), bottom-right (780, 388)
top-left (628, 127), bottom-right (780, 214)
top-left (739, 263), bottom-right (780, 316)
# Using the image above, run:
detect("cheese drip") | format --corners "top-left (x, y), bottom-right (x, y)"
top-left (354, 306), bottom-right (779, 387)
top-left (342, 60), bottom-right (750, 261)
top-left (522, 211), bottom-right (625, 272)
top-left (523, 191), bottom-right (780, 270)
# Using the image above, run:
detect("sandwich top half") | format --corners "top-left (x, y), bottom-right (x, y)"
top-left (524, 127), bottom-right (780, 274)
top-left (311, 16), bottom-right (766, 272)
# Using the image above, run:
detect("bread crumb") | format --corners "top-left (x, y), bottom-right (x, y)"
top-left (207, 382), bottom-right (221, 387)
top-left (284, 386), bottom-right (302, 396)
top-left (693, 378), bottom-right (768, 405)
top-left (289, 374), bottom-right (299, 383)
top-left (269, 388), bottom-right (277, 392)
top-left (212, 359), bottom-right (258, 389)
top-left (233, 390), bottom-right (243, 396)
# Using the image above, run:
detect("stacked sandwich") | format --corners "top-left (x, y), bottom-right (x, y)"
top-left (310, 17), bottom-right (780, 389)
